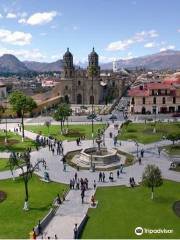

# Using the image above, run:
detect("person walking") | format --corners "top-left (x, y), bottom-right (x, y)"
top-left (117, 169), bottom-right (120, 178)
top-left (93, 180), bottom-right (96, 190)
top-left (102, 172), bottom-right (105, 182)
top-left (74, 224), bottom-right (78, 239)
top-left (81, 190), bottom-right (85, 204)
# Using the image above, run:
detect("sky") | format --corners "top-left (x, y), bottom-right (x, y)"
top-left (0, 0), bottom-right (180, 63)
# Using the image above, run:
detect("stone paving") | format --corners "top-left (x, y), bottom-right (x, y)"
top-left (0, 122), bottom-right (180, 239)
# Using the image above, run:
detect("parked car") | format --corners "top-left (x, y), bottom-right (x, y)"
top-left (109, 114), bottom-right (117, 120)
top-left (95, 116), bottom-right (102, 121)
top-left (87, 113), bottom-right (97, 120)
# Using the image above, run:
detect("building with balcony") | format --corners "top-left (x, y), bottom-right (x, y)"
top-left (128, 75), bottom-right (180, 114)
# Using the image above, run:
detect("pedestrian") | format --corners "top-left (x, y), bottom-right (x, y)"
top-left (158, 147), bottom-right (161, 156)
top-left (37, 220), bottom-right (41, 235)
top-left (54, 234), bottom-right (58, 239)
top-left (81, 190), bottom-right (85, 204)
top-left (138, 156), bottom-right (141, 165)
top-left (99, 172), bottom-right (102, 182)
top-left (117, 169), bottom-right (120, 178)
top-left (74, 223), bottom-right (78, 239)
top-left (102, 172), bottom-right (105, 182)
top-left (75, 172), bottom-right (77, 182)
top-left (93, 180), bottom-right (96, 189)
top-left (120, 164), bottom-right (123, 173)
top-left (141, 149), bottom-right (144, 158)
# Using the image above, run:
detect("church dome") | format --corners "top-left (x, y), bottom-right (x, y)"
top-left (63, 48), bottom-right (73, 58)
top-left (89, 47), bottom-right (98, 58)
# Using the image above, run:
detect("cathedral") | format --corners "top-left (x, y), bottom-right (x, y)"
top-left (52, 48), bottom-right (127, 105)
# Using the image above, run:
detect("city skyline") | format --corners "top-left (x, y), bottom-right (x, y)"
top-left (0, 0), bottom-right (180, 63)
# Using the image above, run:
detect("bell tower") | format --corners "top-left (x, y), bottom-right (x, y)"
top-left (87, 47), bottom-right (100, 77)
top-left (63, 48), bottom-right (75, 78)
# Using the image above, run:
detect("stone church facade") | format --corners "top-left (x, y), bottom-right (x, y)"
top-left (53, 48), bottom-right (126, 105)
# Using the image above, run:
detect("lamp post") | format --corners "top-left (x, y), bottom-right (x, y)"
top-left (135, 141), bottom-right (139, 157)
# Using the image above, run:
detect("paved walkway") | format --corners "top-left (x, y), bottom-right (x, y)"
top-left (0, 122), bottom-right (180, 239)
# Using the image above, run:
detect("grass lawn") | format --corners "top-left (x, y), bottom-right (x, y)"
top-left (163, 144), bottom-right (180, 156)
top-left (82, 181), bottom-right (180, 239)
top-left (118, 122), bottom-right (180, 144)
top-left (0, 130), bottom-right (38, 152)
top-left (0, 175), bottom-right (67, 238)
top-left (25, 124), bottom-right (106, 141)
top-left (0, 158), bottom-right (9, 171)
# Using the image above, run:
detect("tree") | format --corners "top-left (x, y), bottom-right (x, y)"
top-left (167, 133), bottom-right (180, 145)
top-left (44, 120), bottom-right (51, 136)
top-left (0, 105), bottom-right (4, 122)
top-left (9, 151), bottom-right (45, 210)
top-left (9, 91), bottom-right (37, 141)
top-left (53, 103), bottom-right (72, 133)
top-left (142, 164), bottom-right (163, 200)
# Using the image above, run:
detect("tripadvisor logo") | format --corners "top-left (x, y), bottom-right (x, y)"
top-left (135, 226), bottom-right (173, 236)
top-left (135, 227), bottom-right (143, 236)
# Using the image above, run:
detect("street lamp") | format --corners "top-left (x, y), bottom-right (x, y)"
top-left (135, 141), bottom-right (139, 157)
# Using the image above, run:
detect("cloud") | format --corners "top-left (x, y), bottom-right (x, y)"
top-left (0, 47), bottom-right (45, 60)
top-left (25, 11), bottom-right (57, 25)
top-left (99, 56), bottom-right (117, 63)
top-left (144, 42), bottom-right (156, 48)
top-left (40, 32), bottom-right (47, 36)
top-left (6, 13), bottom-right (17, 19)
top-left (177, 29), bottom-right (180, 33)
top-left (106, 30), bottom-right (159, 51)
top-left (18, 18), bottom-right (26, 24)
top-left (160, 45), bottom-right (175, 52)
top-left (0, 14), bottom-right (3, 18)
top-left (0, 28), bottom-right (32, 45)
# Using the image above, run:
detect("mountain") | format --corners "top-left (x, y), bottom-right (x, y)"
top-left (0, 54), bottom-right (28, 73)
top-left (101, 50), bottom-right (180, 70)
top-left (24, 59), bottom-right (64, 72)
top-left (1, 50), bottom-right (180, 73)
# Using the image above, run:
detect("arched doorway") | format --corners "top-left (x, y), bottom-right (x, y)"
top-left (64, 95), bottom-right (69, 103)
top-left (90, 96), bottom-right (94, 104)
top-left (141, 107), bottom-right (146, 114)
top-left (77, 94), bottom-right (82, 104)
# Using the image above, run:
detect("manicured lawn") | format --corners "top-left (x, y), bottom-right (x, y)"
top-left (25, 124), bottom-right (106, 141)
top-left (118, 122), bottom-right (180, 144)
top-left (0, 158), bottom-right (9, 171)
top-left (82, 181), bottom-right (180, 239)
top-left (0, 175), bottom-right (67, 238)
top-left (0, 130), bottom-right (38, 152)
top-left (164, 144), bottom-right (180, 156)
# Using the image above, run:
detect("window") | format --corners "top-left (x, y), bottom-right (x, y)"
top-left (78, 81), bottom-right (81, 86)
top-left (173, 97), bottom-right (176, 104)
top-left (143, 97), bottom-right (145, 104)
top-left (153, 97), bottom-right (156, 104)
top-left (162, 97), bottom-right (166, 104)
top-left (158, 89), bottom-right (161, 95)
top-left (65, 85), bottom-right (68, 90)
top-left (152, 90), bottom-right (155, 96)
top-left (131, 97), bottom-right (135, 104)
top-left (165, 90), bottom-right (167, 95)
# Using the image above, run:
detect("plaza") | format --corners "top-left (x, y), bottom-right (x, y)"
top-left (0, 115), bottom-right (179, 239)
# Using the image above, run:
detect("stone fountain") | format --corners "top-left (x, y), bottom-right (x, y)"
top-left (71, 129), bottom-right (123, 169)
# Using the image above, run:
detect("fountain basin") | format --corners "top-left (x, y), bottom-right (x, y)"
top-left (79, 147), bottom-right (120, 166)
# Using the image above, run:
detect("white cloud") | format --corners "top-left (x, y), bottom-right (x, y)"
top-left (6, 13), bottom-right (17, 19)
top-left (160, 45), bottom-right (175, 52)
top-left (120, 52), bottom-right (135, 60)
top-left (177, 29), bottom-right (180, 33)
top-left (144, 42), bottom-right (156, 48)
top-left (18, 18), bottom-right (26, 24)
top-left (0, 28), bottom-right (32, 45)
top-left (26, 11), bottom-right (57, 25)
top-left (0, 14), bottom-right (3, 18)
top-left (99, 56), bottom-right (117, 63)
top-left (0, 47), bottom-right (45, 60)
top-left (106, 30), bottom-right (159, 51)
